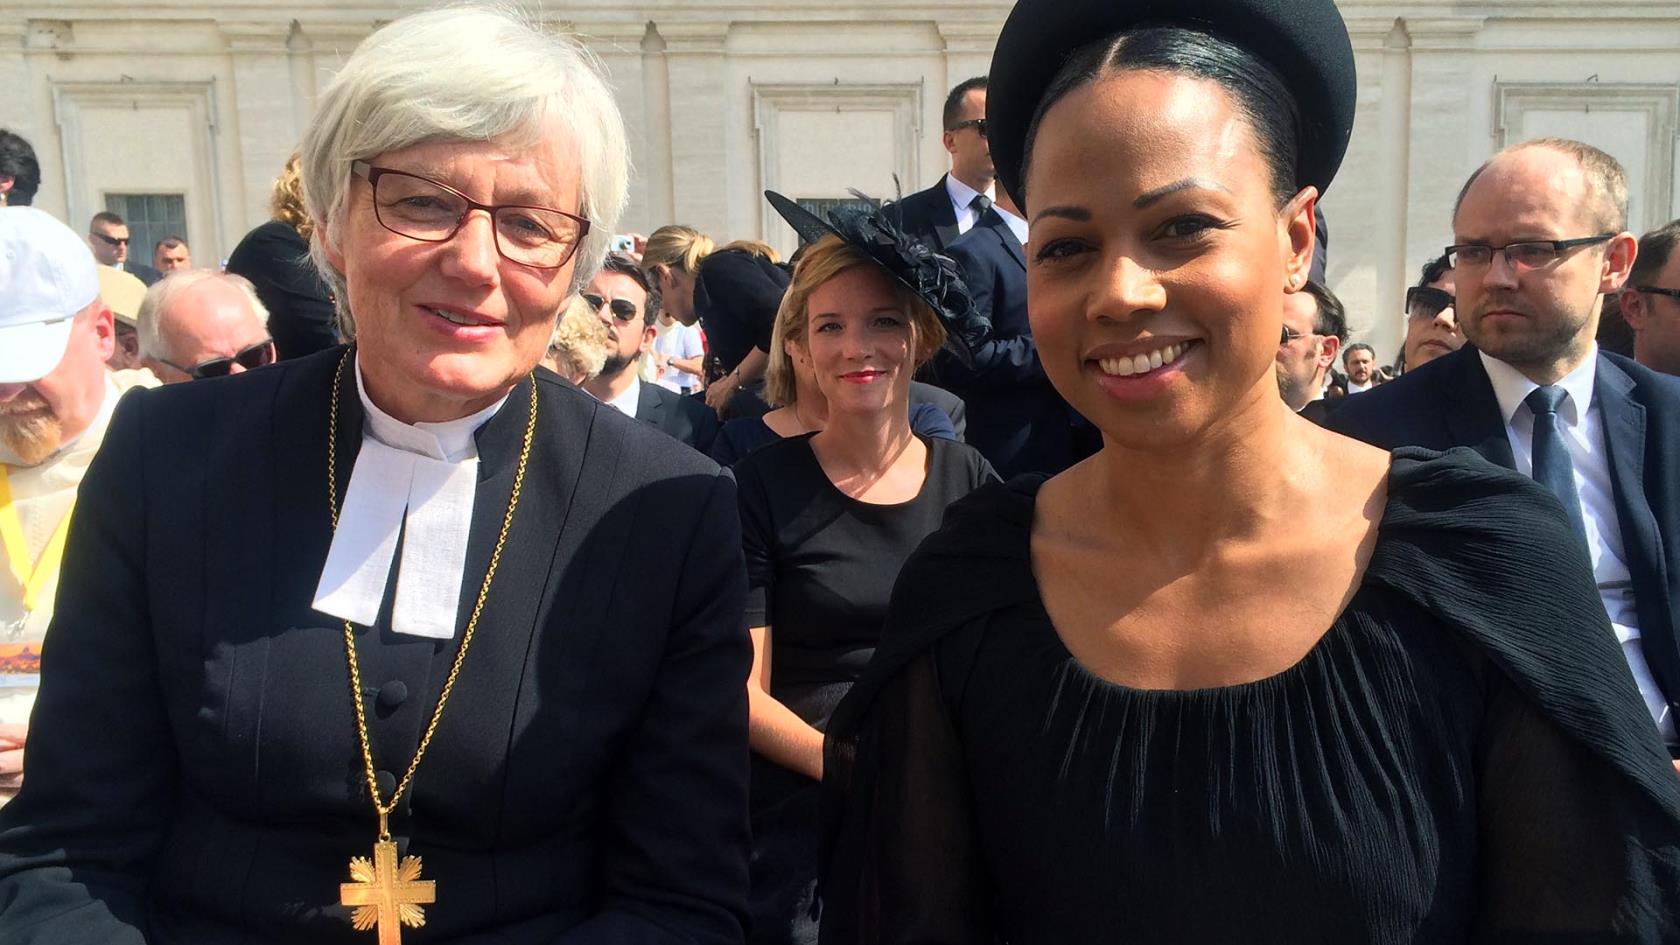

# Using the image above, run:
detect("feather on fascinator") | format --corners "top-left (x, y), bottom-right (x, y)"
top-left (764, 190), bottom-right (988, 367)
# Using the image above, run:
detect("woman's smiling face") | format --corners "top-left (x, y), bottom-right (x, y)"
top-left (1024, 69), bottom-right (1315, 449)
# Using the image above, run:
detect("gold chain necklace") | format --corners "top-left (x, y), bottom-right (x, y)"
top-left (326, 350), bottom-right (537, 944)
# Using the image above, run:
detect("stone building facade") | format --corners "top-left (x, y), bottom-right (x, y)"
top-left (2, 1), bottom-right (1677, 358)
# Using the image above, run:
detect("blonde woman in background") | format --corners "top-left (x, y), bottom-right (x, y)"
top-left (224, 153), bottom-right (339, 359)
top-left (732, 196), bottom-right (995, 942)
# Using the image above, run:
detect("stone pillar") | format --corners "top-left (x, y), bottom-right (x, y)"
top-left (575, 19), bottom-right (654, 236)
top-left (659, 20), bottom-right (732, 237)
top-left (1370, 18), bottom-right (1413, 362)
top-left (1405, 19), bottom-right (1483, 278)
top-left (222, 22), bottom-right (300, 232)
top-left (640, 22), bottom-right (675, 230)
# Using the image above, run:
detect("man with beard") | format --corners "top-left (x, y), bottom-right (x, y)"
top-left (1330, 138), bottom-right (1680, 761)
top-left (582, 253), bottom-right (719, 453)
top-left (1275, 279), bottom-right (1347, 423)
top-left (0, 207), bottom-right (155, 799)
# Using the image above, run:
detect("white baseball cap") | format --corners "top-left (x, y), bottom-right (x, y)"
top-left (0, 206), bottom-right (100, 384)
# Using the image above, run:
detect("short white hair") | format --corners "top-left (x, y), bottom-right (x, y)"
top-left (299, 4), bottom-right (631, 339)
top-left (136, 270), bottom-right (270, 360)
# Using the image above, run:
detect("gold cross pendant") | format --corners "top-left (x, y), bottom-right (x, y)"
top-left (340, 834), bottom-right (436, 945)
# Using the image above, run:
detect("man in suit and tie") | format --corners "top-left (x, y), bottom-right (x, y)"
top-left (582, 253), bottom-right (719, 454)
top-left (1329, 138), bottom-right (1680, 755)
top-left (937, 185), bottom-right (1083, 476)
top-left (887, 77), bottom-right (994, 252)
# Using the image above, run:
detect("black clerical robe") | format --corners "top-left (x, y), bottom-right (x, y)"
top-left (0, 347), bottom-right (752, 944)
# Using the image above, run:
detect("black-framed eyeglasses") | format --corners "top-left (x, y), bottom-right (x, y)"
top-left (161, 339), bottom-right (275, 380)
top-left (1444, 234), bottom-right (1614, 272)
top-left (1279, 325), bottom-right (1321, 344)
top-left (1636, 286), bottom-right (1680, 303)
top-left (949, 118), bottom-right (988, 137)
top-left (1405, 286), bottom-right (1456, 320)
top-left (351, 160), bottom-right (591, 270)
top-left (93, 232), bottom-right (130, 247)
top-left (581, 292), bottom-right (640, 322)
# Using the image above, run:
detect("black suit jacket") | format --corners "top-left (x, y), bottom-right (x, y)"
top-left (935, 217), bottom-right (1081, 478)
top-left (886, 175), bottom-right (960, 251)
top-left (0, 348), bottom-right (752, 944)
top-left (123, 261), bottom-right (162, 286)
top-left (1328, 345), bottom-right (1680, 736)
top-left (636, 380), bottom-right (720, 454)
top-left (225, 220), bottom-right (339, 361)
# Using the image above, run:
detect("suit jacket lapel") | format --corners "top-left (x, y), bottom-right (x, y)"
top-left (1444, 348), bottom-right (1517, 469)
top-left (635, 381), bottom-right (665, 431)
top-left (1594, 356), bottom-right (1680, 710)
top-left (997, 223), bottom-right (1026, 271)
top-left (932, 174), bottom-right (960, 250)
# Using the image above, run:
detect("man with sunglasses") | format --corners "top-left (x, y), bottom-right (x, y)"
top-left (1332, 139), bottom-right (1680, 764)
top-left (1275, 279), bottom-right (1347, 424)
top-left (0, 207), bottom-right (156, 801)
top-left (87, 211), bottom-right (160, 287)
top-left (1618, 219), bottom-right (1680, 378)
top-left (1397, 254), bottom-right (1462, 373)
top-left (135, 270), bottom-right (275, 384)
top-left (885, 77), bottom-right (995, 251)
top-left (581, 253), bottom-right (719, 453)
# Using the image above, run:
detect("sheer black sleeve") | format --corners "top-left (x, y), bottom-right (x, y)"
top-left (821, 650), bottom-right (993, 945)
top-left (1474, 662), bottom-right (1680, 942)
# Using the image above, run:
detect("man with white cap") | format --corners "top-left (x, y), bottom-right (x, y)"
top-left (0, 206), bottom-right (154, 799)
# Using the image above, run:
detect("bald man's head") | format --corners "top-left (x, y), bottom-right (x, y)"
top-left (138, 271), bottom-right (273, 383)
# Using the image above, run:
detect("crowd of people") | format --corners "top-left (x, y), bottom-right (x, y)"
top-left (3, 0), bottom-right (1680, 941)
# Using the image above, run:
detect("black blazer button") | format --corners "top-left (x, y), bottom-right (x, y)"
top-left (375, 769), bottom-right (397, 796)
top-left (377, 680), bottom-right (409, 710)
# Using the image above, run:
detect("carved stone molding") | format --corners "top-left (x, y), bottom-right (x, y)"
top-left (1495, 80), bottom-right (1678, 229)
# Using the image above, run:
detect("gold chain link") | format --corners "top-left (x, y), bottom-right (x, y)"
top-left (326, 349), bottom-right (537, 840)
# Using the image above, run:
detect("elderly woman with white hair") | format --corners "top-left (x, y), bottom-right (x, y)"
top-left (0, 7), bottom-right (752, 945)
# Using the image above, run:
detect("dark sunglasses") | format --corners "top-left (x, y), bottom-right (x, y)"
top-left (581, 293), bottom-right (640, 322)
top-left (93, 232), bottom-right (130, 247)
top-left (1405, 286), bottom-right (1455, 320)
top-left (163, 339), bottom-right (275, 379)
top-left (1637, 286), bottom-right (1680, 303)
top-left (949, 118), bottom-right (988, 137)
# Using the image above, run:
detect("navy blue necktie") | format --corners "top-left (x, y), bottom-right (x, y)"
top-left (1525, 385), bottom-right (1587, 541)
top-left (968, 193), bottom-right (992, 216)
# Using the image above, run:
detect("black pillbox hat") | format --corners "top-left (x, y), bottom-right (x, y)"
top-left (986, 0), bottom-right (1357, 202)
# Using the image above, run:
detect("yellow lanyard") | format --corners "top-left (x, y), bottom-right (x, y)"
top-left (0, 465), bottom-right (74, 615)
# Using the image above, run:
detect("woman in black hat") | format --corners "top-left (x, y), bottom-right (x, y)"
top-left (820, 0), bottom-right (1680, 941)
top-left (735, 202), bottom-right (996, 943)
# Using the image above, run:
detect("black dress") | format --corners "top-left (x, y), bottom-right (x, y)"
top-left (710, 406), bottom-right (959, 467)
top-left (822, 448), bottom-right (1680, 944)
top-left (734, 434), bottom-right (997, 945)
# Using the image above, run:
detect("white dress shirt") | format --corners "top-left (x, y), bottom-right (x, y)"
top-left (995, 204), bottom-right (1030, 248)
top-left (603, 374), bottom-right (641, 418)
top-left (312, 356), bottom-right (509, 641)
top-left (1344, 379), bottom-right (1372, 394)
top-left (943, 175), bottom-right (996, 238)
top-left (1480, 347), bottom-right (1672, 739)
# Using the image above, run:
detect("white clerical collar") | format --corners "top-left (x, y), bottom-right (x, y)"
top-left (311, 356), bottom-right (510, 639)
top-left (1481, 345), bottom-right (1597, 427)
top-left (603, 373), bottom-right (640, 418)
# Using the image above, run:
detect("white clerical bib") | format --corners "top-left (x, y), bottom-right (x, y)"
top-left (311, 358), bottom-right (508, 640)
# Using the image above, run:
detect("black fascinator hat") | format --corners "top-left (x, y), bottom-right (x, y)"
top-left (764, 190), bottom-right (986, 367)
top-left (987, 0), bottom-right (1356, 203)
